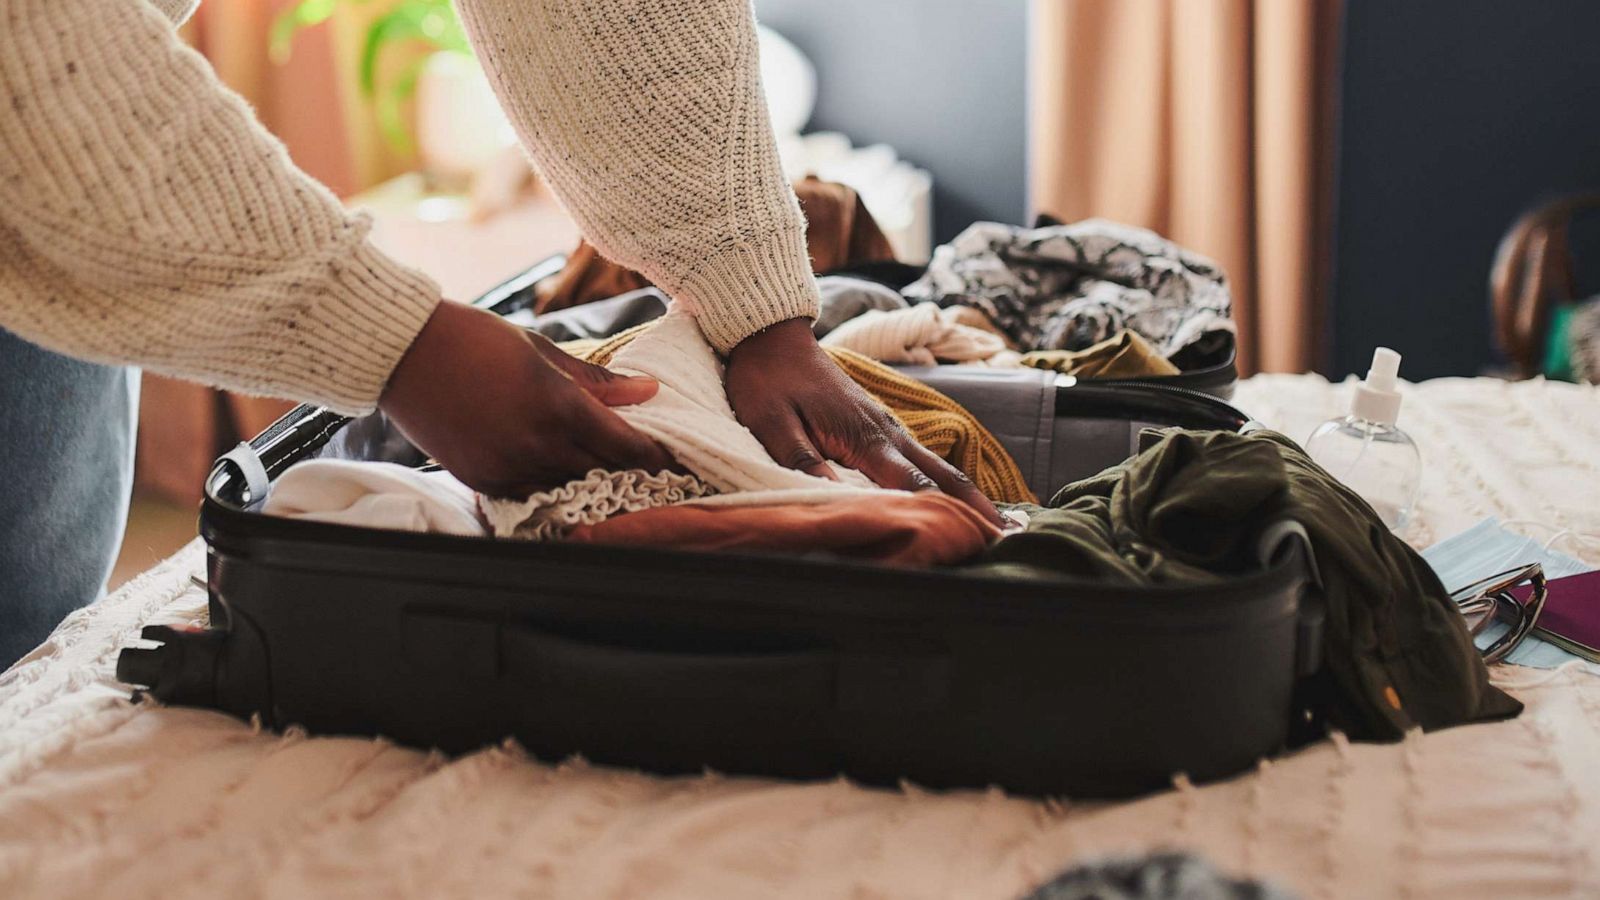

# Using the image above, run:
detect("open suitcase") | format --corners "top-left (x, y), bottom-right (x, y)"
top-left (500, 255), bottom-right (1242, 402)
top-left (118, 257), bottom-right (1323, 799)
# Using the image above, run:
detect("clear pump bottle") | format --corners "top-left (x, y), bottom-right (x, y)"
top-left (1305, 347), bottom-right (1421, 530)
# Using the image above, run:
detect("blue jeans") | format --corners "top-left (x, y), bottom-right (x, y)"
top-left (0, 327), bottom-right (138, 669)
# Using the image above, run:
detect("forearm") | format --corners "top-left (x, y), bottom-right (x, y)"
top-left (0, 0), bottom-right (440, 414)
top-left (457, 0), bottom-right (820, 353)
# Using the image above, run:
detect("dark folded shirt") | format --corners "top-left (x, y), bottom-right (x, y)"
top-left (976, 428), bottom-right (1521, 741)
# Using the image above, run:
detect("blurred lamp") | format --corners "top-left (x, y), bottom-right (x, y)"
top-left (759, 27), bottom-right (816, 137)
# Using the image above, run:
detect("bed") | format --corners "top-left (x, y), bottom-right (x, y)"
top-left (3, 374), bottom-right (1598, 899)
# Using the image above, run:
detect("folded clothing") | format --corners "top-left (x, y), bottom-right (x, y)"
top-left (480, 469), bottom-right (713, 540)
top-left (977, 428), bottom-right (1520, 741)
top-left (812, 276), bottom-right (909, 338)
top-left (903, 218), bottom-right (1233, 357)
top-left (266, 310), bottom-right (1035, 548)
top-left (576, 320), bottom-right (1037, 505)
top-left (942, 304), bottom-right (1019, 349)
top-left (518, 276), bottom-right (906, 344)
top-left (584, 308), bottom-right (883, 497)
top-left (480, 308), bottom-right (891, 540)
top-left (820, 302), bottom-right (1008, 365)
top-left (261, 461), bottom-right (1003, 569)
top-left (1017, 330), bottom-right (1179, 378)
top-left (824, 348), bottom-right (1036, 504)
top-left (817, 302), bottom-right (1180, 380)
top-left (264, 460), bottom-right (485, 536)
top-left (566, 492), bottom-right (1001, 567)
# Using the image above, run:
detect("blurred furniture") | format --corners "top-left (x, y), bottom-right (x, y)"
top-left (777, 133), bottom-right (933, 264)
top-left (133, 175), bottom-right (577, 505)
top-left (1331, 1), bottom-right (1600, 380)
top-left (755, 0), bottom-right (1027, 249)
top-left (1490, 193), bottom-right (1600, 379)
top-left (536, 177), bottom-right (896, 313)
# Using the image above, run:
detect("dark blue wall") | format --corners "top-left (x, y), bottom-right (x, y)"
top-left (1332, 0), bottom-right (1600, 378)
top-left (753, 0), bottom-right (1028, 242)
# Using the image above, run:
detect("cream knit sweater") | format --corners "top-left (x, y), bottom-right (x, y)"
top-left (0, 0), bottom-right (817, 414)
top-left (455, 0), bottom-right (819, 353)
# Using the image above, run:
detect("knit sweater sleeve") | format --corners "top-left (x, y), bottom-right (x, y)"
top-left (0, 0), bottom-right (441, 415)
top-left (146, 0), bottom-right (199, 26)
top-left (456, 0), bottom-right (821, 353)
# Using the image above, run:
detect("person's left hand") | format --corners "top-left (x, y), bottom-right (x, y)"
top-left (724, 317), bottom-right (1003, 524)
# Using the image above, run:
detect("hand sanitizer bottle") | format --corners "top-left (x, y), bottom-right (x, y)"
top-left (1305, 347), bottom-right (1421, 530)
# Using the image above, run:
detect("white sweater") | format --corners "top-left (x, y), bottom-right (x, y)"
top-left (0, 0), bottom-right (818, 414)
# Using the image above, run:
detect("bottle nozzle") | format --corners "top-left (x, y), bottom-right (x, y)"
top-left (1366, 347), bottom-right (1401, 392)
top-left (1351, 347), bottom-right (1403, 425)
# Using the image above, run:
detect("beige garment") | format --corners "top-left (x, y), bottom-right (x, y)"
top-left (572, 325), bottom-right (1041, 506)
top-left (1, 0), bottom-right (813, 414)
top-left (263, 459), bottom-right (486, 536)
top-left (480, 469), bottom-right (714, 541)
top-left (267, 301), bottom-right (901, 539)
top-left (263, 459), bottom-right (717, 543)
top-left (820, 303), bottom-right (1009, 366)
top-left (457, 0), bottom-right (820, 353)
top-left (1027, 0), bottom-right (1342, 375)
top-left (577, 308), bottom-right (883, 499)
top-left (491, 309), bottom-right (910, 540)
top-left (945, 305), bottom-right (1021, 350)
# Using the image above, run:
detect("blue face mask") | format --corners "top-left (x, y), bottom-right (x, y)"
top-left (1422, 517), bottom-right (1595, 669)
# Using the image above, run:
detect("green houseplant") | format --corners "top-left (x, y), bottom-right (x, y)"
top-left (270, 0), bottom-right (473, 152)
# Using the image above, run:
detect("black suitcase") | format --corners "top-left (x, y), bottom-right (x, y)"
top-left (118, 261), bottom-right (1321, 799)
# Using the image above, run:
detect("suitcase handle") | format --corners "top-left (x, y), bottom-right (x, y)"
top-left (404, 610), bottom-right (951, 715)
top-left (501, 627), bottom-right (839, 712)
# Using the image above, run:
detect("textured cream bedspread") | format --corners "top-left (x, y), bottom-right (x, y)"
top-left (3, 375), bottom-right (1599, 899)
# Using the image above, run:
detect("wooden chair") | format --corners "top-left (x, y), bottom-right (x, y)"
top-left (1489, 193), bottom-right (1600, 378)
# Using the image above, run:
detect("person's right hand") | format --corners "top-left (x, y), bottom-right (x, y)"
top-left (725, 317), bottom-right (1004, 525)
top-left (379, 300), bottom-right (676, 498)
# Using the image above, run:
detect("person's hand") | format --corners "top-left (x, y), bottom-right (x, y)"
top-left (724, 317), bottom-right (1003, 524)
top-left (380, 300), bottom-right (676, 498)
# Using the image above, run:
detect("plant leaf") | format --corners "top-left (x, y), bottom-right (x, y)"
top-left (358, 5), bottom-right (431, 98)
top-left (268, 0), bottom-right (341, 65)
top-left (374, 53), bottom-right (432, 154)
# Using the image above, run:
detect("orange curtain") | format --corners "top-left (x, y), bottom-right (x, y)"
top-left (1027, 0), bottom-right (1343, 375)
top-left (182, 0), bottom-right (416, 195)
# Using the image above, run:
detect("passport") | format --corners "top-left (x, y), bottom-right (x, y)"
top-left (1512, 569), bottom-right (1600, 663)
